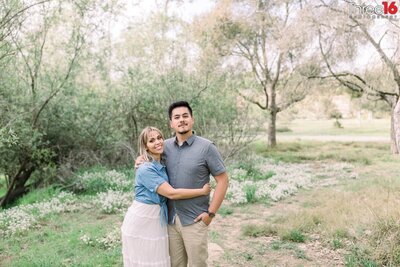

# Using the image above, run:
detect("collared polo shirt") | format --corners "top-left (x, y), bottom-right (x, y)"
top-left (163, 134), bottom-right (226, 226)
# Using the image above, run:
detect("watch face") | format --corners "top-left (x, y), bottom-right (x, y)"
top-left (208, 212), bottom-right (215, 218)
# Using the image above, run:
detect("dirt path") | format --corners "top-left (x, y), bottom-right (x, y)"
top-left (207, 168), bottom-right (349, 266)
top-left (208, 198), bottom-right (346, 266)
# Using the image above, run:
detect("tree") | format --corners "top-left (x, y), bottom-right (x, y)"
top-left (0, 0), bottom-right (122, 207)
top-left (312, 0), bottom-right (400, 154)
top-left (195, 0), bottom-right (314, 147)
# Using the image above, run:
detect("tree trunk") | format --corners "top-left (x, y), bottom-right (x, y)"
top-left (268, 109), bottom-right (277, 147)
top-left (0, 162), bottom-right (35, 207)
top-left (392, 97), bottom-right (400, 154)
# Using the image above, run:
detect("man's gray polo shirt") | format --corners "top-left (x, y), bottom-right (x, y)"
top-left (164, 134), bottom-right (226, 226)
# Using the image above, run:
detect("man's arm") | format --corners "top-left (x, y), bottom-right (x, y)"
top-left (194, 171), bottom-right (229, 225)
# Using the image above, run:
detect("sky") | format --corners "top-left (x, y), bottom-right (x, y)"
top-left (111, 0), bottom-right (215, 39)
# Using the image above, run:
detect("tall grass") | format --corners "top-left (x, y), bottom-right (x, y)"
top-left (251, 140), bottom-right (389, 165)
top-left (255, 141), bottom-right (399, 266)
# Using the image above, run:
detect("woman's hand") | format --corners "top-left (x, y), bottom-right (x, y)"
top-left (135, 155), bottom-right (145, 169)
top-left (202, 183), bottom-right (211, 195)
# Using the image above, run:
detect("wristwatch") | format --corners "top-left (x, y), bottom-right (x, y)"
top-left (207, 211), bottom-right (215, 218)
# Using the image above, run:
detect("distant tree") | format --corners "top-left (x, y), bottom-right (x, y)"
top-left (194, 0), bottom-right (316, 147)
top-left (311, 0), bottom-right (400, 154)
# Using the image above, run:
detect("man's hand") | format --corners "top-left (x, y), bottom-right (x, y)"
top-left (135, 155), bottom-right (145, 169)
top-left (194, 212), bottom-right (212, 226)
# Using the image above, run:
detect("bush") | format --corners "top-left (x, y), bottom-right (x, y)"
top-left (73, 169), bottom-right (132, 194)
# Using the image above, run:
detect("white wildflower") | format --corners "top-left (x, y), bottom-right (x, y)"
top-left (94, 190), bottom-right (132, 214)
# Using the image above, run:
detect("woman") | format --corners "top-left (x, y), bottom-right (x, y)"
top-left (121, 126), bottom-right (210, 267)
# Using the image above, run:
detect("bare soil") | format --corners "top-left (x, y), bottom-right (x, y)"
top-left (207, 175), bottom-right (348, 266)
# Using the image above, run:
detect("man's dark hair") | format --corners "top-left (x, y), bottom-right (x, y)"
top-left (168, 101), bottom-right (193, 120)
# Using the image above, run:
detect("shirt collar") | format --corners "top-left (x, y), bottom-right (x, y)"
top-left (174, 132), bottom-right (196, 146)
top-left (152, 160), bottom-right (165, 171)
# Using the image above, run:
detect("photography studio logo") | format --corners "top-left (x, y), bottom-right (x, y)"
top-left (348, 1), bottom-right (399, 19)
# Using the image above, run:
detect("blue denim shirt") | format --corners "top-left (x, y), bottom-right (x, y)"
top-left (135, 161), bottom-right (168, 225)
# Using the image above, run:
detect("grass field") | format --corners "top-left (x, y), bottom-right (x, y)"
top-left (1, 118), bottom-right (399, 266)
top-left (277, 118), bottom-right (390, 136)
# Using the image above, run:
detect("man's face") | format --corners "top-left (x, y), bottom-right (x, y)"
top-left (170, 106), bottom-right (194, 135)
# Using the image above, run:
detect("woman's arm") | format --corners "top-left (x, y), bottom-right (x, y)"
top-left (157, 182), bottom-right (211, 200)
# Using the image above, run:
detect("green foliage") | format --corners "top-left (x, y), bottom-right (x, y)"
top-left (0, 208), bottom-right (122, 267)
top-left (276, 127), bottom-right (292, 133)
top-left (345, 246), bottom-right (377, 267)
top-left (15, 187), bottom-right (60, 206)
top-left (243, 184), bottom-right (257, 203)
top-left (252, 140), bottom-right (374, 165)
top-left (281, 229), bottom-right (306, 243)
top-left (233, 162), bottom-right (275, 181)
top-left (332, 239), bottom-right (343, 250)
top-left (72, 168), bottom-right (132, 194)
top-left (210, 230), bottom-right (220, 242)
top-left (218, 206), bottom-right (234, 217)
top-left (369, 218), bottom-right (400, 266)
top-left (269, 240), bottom-right (307, 259)
top-left (242, 224), bottom-right (277, 237)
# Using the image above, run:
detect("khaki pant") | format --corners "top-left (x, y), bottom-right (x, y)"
top-left (168, 215), bottom-right (208, 267)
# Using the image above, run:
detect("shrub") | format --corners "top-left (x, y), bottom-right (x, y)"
top-left (74, 170), bottom-right (132, 194)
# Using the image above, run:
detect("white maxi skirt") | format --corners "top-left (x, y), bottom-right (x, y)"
top-left (121, 200), bottom-right (170, 267)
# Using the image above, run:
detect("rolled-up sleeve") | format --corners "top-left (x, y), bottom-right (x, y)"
top-left (137, 164), bottom-right (166, 193)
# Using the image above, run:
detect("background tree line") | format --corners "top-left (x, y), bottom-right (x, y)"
top-left (1, 0), bottom-right (399, 207)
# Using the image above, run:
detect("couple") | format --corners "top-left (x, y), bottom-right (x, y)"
top-left (121, 101), bottom-right (229, 267)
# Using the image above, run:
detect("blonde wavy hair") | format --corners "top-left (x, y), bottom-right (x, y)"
top-left (138, 126), bottom-right (164, 162)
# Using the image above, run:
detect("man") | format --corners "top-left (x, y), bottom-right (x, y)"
top-left (164, 100), bottom-right (229, 267)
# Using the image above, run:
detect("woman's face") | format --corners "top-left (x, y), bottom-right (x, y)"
top-left (146, 130), bottom-right (164, 157)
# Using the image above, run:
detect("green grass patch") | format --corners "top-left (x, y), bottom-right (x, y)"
top-left (277, 119), bottom-right (390, 136)
top-left (251, 140), bottom-right (387, 165)
top-left (332, 239), bottom-right (343, 250)
top-left (243, 184), bottom-right (257, 203)
top-left (276, 127), bottom-right (292, 133)
top-left (210, 230), bottom-right (220, 242)
top-left (0, 208), bottom-right (123, 266)
top-left (281, 229), bottom-right (306, 243)
top-left (232, 162), bottom-right (276, 181)
top-left (15, 187), bottom-right (60, 206)
top-left (270, 240), bottom-right (308, 259)
top-left (218, 206), bottom-right (234, 217)
top-left (242, 224), bottom-right (277, 237)
top-left (345, 246), bottom-right (378, 267)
